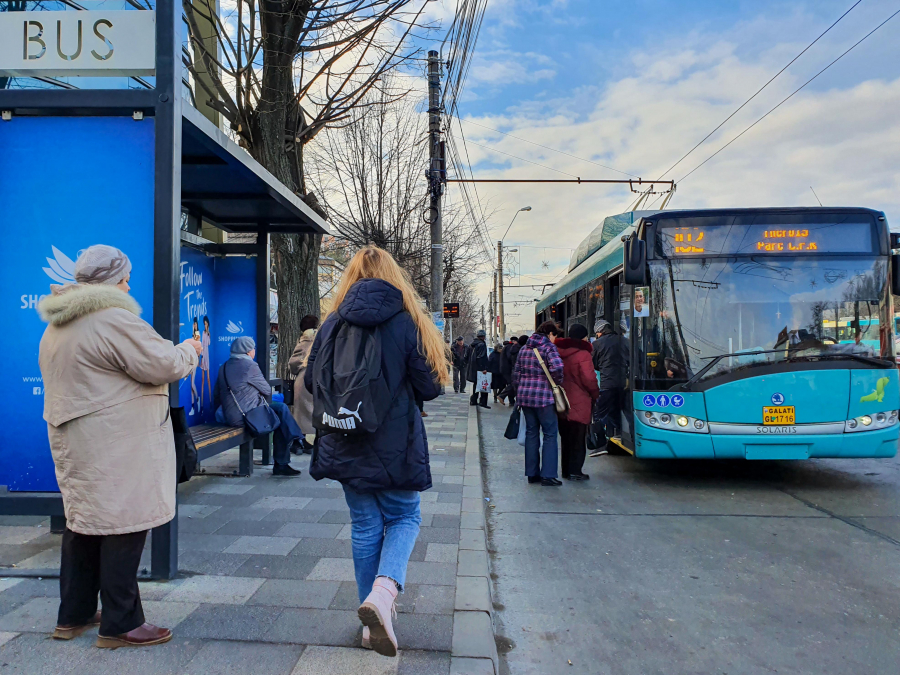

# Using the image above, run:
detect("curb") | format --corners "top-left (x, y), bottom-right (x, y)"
top-left (450, 404), bottom-right (499, 675)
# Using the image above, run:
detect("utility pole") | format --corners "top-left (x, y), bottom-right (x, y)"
top-left (488, 289), bottom-right (494, 343)
top-left (481, 305), bottom-right (485, 332)
top-left (497, 241), bottom-right (505, 342)
top-left (427, 50), bottom-right (444, 315)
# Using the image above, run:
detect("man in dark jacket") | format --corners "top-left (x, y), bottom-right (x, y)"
top-left (499, 335), bottom-right (526, 406)
top-left (466, 329), bottom-right (490, 408)
top-left (590, 319), bottom-right (628, 455)
top-left (304, 278), bottom-right (441, 493)
top-left (451, 336), bottom-right (468, 394)
top-left (214, 336), bottom-right (302, 476)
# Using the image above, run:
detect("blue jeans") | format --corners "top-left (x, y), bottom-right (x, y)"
top-left (342, 486), bottom-right (421, 603)
top-left (522, 404), bottom-right (559, 479)
top-left (215, 401), bottom-right (301, 465)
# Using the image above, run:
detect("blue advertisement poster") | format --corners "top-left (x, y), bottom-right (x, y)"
top-left (178, 249), bottom-right (256, 426)
top-left (0, 117), bottom-right (155, 491)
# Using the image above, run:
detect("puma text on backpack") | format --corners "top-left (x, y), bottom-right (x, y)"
top-left (312, 319), bottom-right (392, 434)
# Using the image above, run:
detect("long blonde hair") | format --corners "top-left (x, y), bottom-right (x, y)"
top-left (327, 246), bottom-right (451, 385)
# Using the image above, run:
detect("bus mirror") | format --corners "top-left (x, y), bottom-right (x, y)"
top-left (892, 255), bottom-right (900, 296)
top-left (624, 236), bottom-right (648, 285)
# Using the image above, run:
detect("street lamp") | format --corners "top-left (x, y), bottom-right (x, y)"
top-left (498, 206), bottom-right (532, 342)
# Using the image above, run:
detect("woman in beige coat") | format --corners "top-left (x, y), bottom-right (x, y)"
top-left (288, 314), bottom-right (319, 450)
top-left (38, 245), bottom-right (201, 649)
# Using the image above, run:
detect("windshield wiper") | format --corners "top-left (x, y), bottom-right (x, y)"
top-left (680, 349), bottom-right (785, 391)
top-left (786, 352), bottom-right (893, 368)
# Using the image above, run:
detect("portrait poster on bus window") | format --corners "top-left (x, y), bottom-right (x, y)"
top-left (634, 287), bottom-right (650, 317)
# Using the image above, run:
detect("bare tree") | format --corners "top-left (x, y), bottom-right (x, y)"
top-left (183, 0), bottom-right (435, 375)
top-left (306, 81), bottom-right (487, 303)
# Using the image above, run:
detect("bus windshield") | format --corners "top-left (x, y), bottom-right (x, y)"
top-left (637, 256), bottom-right (894, 389)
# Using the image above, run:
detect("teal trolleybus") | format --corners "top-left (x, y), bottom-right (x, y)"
top-left (535, 207), bottom-right (900, 460)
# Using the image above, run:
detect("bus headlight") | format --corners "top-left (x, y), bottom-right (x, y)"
top-left (845, 411), bottom-right (898, 433)
top-left (639, 411), bottom-right (708, 433)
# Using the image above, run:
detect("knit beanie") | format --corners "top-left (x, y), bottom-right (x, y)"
top-left (74, 245), bottom-right (132, 285)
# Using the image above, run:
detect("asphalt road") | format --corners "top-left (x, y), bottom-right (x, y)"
top-left (476, 401), bottom-right (900, 675)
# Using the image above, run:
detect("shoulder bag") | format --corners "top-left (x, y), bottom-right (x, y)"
top-left (222, 363), bottom-right (281, 437)
top-left (532, 347), bottom-right (570, 416)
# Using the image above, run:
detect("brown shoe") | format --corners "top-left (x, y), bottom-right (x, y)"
top-left (96, 623), bottom-right (172, 649)
top-left (52, 611), bottom-right (101, 640)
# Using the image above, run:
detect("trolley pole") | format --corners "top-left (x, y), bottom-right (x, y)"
top-left (427, 50), bottom-right (444, 314)
top-left (497, 241), bottom-right (506, 342)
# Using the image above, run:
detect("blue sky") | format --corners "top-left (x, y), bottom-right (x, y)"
top-left (422, 0), bottom-right (900, 330)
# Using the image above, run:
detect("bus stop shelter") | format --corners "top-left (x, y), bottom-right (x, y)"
top-left (0, 0), bottom-right (329, 579)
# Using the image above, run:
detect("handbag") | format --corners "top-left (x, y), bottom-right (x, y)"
top-left (222, 364), bottom-right (281, 437)
top-left (532, 347), bottom-right (571, 416)
top-left (170, 406), bottom-right (198, 483)
top-left (476, 371), bottom-right (492, 393)
top-left (517, 409), bottom-right (526, 446)
top-left (504, 406), bottom-right (521, 440)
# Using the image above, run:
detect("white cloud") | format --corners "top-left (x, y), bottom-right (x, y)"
top-left (452, 23), bottom-right (900, 333)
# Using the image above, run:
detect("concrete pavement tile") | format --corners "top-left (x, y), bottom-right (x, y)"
top-left (463, 475), bottom-right (480, 487)
top-left (431, 515), bottom-right (461, 529)
top-left (458, 530), bottom-right (486, 552)
top-left (442, 475), bottom-right (464, 484)
top-left (0, 632), bottom-right (18, 647)
top-left (184, 639), bottom-right (303, 675)
top-left (182, 492), bottom-right (262, 508)
top-left (437, 493), bottom-right (463, 505)
top-left (13, 547), bottom-right (60, 570)
top-left (141, 600), bottom-right (199, 628)
top-left (0, 527), bottom-right (45, 546)
top-left (177, 550), bottom-right (253, 576)
top-left (179, 504), bottom-right (222, 518)
top-left (425, 543), bottom-right (459, 563)
top-left (392, 613), bottom-right (452, 651)
top-left (454, 577), bottom-right (491, 612)
top-left (178, 533), bottom-right (239, 553)
top-left (431, 483), bottom-right (464, 494)
top-left (408, 540), bottom-right (427, 563)
top-left (459, 512), bottom-right (484, 530)
top-left (234, 554), bottom-right (320, 580)
top-left (203, 506), bottom-right (274, 521)
top-left (328, 581), bottom-right (361, 610)
top-left (451, 612), bottom-right (496, 660)
top-left (292, 538), bottom-right (354, 559)
top-left (138, 579), bottom-right (185, 600)
top-left (419, 502), bottom-right (461, 515)
top-left (417, 528), bottom-right (460, 544)
top-left (178, 516), bottom-right (227, 534)
top-left (318, 510), bottom-right (353, 524)
top-left (305, 498), bottom-right (351, 511)
top-left (420, 513), bottom-right (435, 528)
top-left (0, 633), bottom-right (92, 674)
top-left (176, 603), bottom-right (283, 641)
top-left (72, 638), bottom-right (206, 675)
top-left (460, 499), bottom-right (483, 513)
top-left (420, 492), bottom-right (440, 503)
top-left (398, 650), bottom-right (451, 675)
top-left (0, 597), bottom-right (56, 633)
top-left (254, 496), bottom-right (313, 510)
top-left (306, 558), bottom-right (357, 581)
top-left (265, 608), bottom-right (360, 646)
top-left (449, 656), bottom-right (494, 675)
top-left (265, 509), bottom-right (326, 523)
top-left (275, 522), bottom-right (343, 539)
top-left (249, 579), bottom-right (341, 609)
top-left (199, 483), bottom-right (256, 495)
top-left (413, 584), bottom-right (455, 615)
top-left (213, 519), bottom-right (285, 536)
top-left (0, 579), bottom-right (23, 594)
top-left (405, 562), bottom-right (456, 586)
top-left (164, 575), bottom-right (265, 604)
top-left (456, 550), bottom-right (489, 578)
top-left (336, 524), bottom-right (353, 540)
top-left (291, 645), bottom-right (398, 674)
top-left (461, 486), bottom-right (482, 499)
top-left (224, 536), bottom-right (301, 556)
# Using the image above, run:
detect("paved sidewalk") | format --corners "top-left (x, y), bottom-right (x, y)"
top-left (0, 392), bottom-right (494, 674)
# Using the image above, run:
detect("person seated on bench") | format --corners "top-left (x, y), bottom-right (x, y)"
top-left (213, 336), bottom-right (302, 477)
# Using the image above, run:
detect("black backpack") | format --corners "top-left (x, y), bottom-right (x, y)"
top-left (312, 319), bottom-right (392, 434)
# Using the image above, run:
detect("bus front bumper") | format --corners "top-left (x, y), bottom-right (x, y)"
top-left (633, 418), bottom-right (899, 459)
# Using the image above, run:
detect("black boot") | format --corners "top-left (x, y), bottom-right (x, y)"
top-left (273, 464), bottom-right (301, 477)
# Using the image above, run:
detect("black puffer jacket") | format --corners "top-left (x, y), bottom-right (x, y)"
top-left (465, 339), bottom-right (488, 383)
top-left (304, 279), bottom-right (440, 492)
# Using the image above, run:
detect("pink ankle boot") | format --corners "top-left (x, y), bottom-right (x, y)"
top-left (358, 576), bottom-right (399, 657)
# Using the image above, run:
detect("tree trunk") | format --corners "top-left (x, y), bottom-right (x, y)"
top-left (272, 232), bottom-right (322, 378)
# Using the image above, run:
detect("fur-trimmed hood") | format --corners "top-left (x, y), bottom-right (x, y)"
top-left (38, 284), bottom-right (141, 326)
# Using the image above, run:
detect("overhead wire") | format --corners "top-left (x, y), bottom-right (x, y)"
top-left (678, 5), bottom-right (900, 184)
top-left (657, 0), bottom-right (864, 180)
